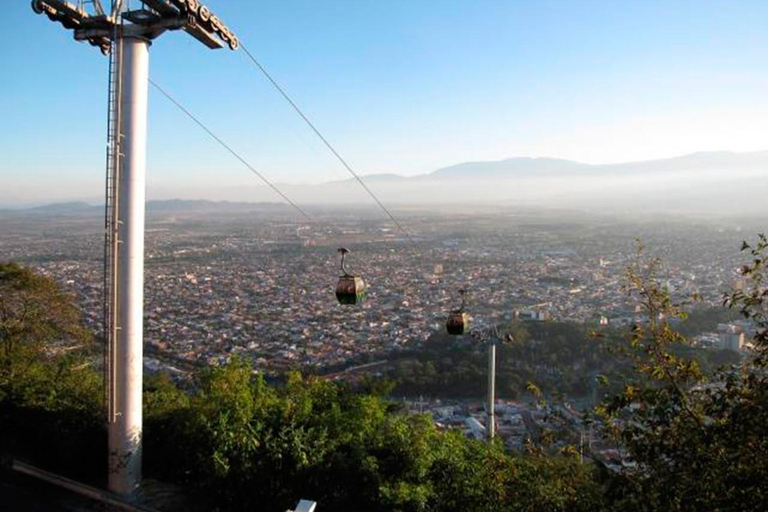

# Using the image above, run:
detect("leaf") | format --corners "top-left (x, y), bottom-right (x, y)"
top-left (526, 381), bottom-right (542, 398)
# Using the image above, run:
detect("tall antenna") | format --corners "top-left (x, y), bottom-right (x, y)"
top-left (32, 0), bottom-right (238, 499)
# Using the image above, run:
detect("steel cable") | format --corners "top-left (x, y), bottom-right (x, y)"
top-left (149, 78), bottom-right (311, 221)
top-left (238, 43), bottom-right (417, 246)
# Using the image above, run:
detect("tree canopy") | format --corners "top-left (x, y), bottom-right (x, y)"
top-left (0, 262), bottom-right (103, 480)
top-left (596, 236), bottom-right (768, 512)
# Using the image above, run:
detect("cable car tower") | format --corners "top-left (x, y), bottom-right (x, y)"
top-left (447, 289), bottom-right (514, 441)
top-left (32, 0), bottom-right (238, 498)
top-left (469, 325), bottom-right (510, 440)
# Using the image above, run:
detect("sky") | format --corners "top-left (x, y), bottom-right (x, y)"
top-left (3, 0), bottom-right (768, 204)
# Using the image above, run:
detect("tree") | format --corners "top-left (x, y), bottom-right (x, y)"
top-left (0, 262), bottom-right (103, 480)
top-left (0, 263), bottom-right (91, 390)
top-left (597, 237), bottom-right (768, 512)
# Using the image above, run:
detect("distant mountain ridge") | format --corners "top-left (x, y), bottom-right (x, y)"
top-left (4, 150), bottom-right (767, 214)
top-left (0, 199), bottom-right (292, 215)
top-left (355, 150), bottom-right (768, 182)
top-left (427, 157), bottom-right (590, 179)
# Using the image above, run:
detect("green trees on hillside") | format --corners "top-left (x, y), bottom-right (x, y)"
top-left (0, 262), bottom-right (103, 480)
top-left (4, 233), bottom-right (768, 512)
top-left (597, 236), bottom-right (768, 511)
top-left (391, 318), bottom-right (738, 401)
top-left (0, 262), bottom-right (93, 390)
top-left (143, 364), bottom-right (601, 511)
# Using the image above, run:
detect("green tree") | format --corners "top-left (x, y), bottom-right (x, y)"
top-left (0, 262), bottom-right (103, 480)
top-left (0, 262), bottom-right (91, 391)
top-left (597, 237), bottom-right (768, 512)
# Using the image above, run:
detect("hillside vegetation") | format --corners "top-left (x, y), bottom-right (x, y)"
top-left (2, 235), bottom-right (768, 512)
top-left (390, 316), bottom-right (740, 400)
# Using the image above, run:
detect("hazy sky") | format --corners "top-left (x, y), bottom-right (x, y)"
top-left (3, 0), bottom-right (768, 203)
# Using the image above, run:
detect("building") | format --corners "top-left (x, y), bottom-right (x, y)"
top-left (718, 324), bottom-right (745, 353)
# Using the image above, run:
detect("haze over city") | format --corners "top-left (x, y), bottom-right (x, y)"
top-left (5, 0), bottom-right (768, 207)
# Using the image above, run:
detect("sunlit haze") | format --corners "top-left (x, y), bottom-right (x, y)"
top-left (3, 1), bottom-right (768, 205)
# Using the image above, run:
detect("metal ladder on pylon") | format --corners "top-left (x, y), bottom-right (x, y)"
top-left (103, 4), bottom-right (124, 425)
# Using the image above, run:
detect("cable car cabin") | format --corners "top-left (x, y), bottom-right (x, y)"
top-left (336, 275), bottom-right (366, 305)
top-left (335, 247), bottom-right (366, 305)
top-left (446, 288), bottom-right (469, 335)
top-left (446, 311), bottom-right (470, 335)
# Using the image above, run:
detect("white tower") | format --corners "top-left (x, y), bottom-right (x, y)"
top-left (32, 0), bottom-right (238, 498)
top-left (471, 325), bottom-right (507, 441)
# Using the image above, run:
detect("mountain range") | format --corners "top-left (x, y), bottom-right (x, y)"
top-left (340, 150), bottom-right (768, 182)
top-left (4, 151), bottom-right (768, 215)
top-left (272, 150), bottom-right (768, 214)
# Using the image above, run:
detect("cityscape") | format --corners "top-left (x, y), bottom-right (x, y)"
top-left (0, 201), bottom-right (758, 458)
top-left (4, 1), bottom-right (768, 509)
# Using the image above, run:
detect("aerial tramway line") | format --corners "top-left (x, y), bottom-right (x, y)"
top-left (32, 0), bottom-right (501, 500)
top-left (32, 0), bottom-right (240, 497)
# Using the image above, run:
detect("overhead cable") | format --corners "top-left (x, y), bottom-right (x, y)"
top-left (149, 78), bottom-right (311, 220)
top-left (238, 43), bottom-right (417, 245)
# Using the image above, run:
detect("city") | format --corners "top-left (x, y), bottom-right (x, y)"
top-left (0, 201), bottom-right (757, 458)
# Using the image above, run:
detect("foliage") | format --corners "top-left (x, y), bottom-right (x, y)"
top-left (143, 363), bottom-right (602, 511)
top-left (597, 238), bottom-right (768, 512)
top-left (389, 317), bottom-right (735, 401)
top-left (0, 262), bottom-right (103, 481)
top-left (0, 262), bottom-right (92, 390)
top-left (726, 234), bottom-right (768, 357)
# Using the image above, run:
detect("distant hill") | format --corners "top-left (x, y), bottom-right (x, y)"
top-left (145, 199), bottom-right (290, 213)
top-left (355, 150), bottom-right (768, 182)
top-left (0, 199), bottom-right (295, 216)
top-left (5, 151), bottom-right (768, 215)
top-left (596, 150), bottom-right (768, 175)
top-left (25, 201), bottom-right (100, 214)
top-left (427, 157), bottom-right (591, 179)
top-left (302, 150), bottom-right (768, 214)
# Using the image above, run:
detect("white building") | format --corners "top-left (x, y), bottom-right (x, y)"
top-left (717, 324), bottom-right (745, 353)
